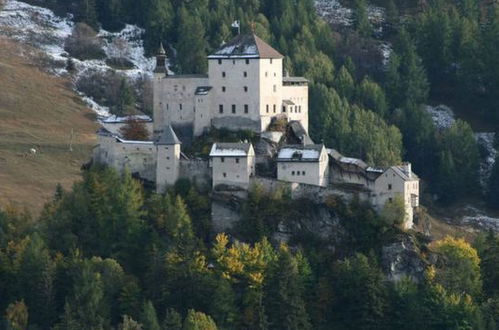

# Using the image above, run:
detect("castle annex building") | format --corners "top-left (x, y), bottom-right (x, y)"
top-left (93, 33), bottom-right (420, 229)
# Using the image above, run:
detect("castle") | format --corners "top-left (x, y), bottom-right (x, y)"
top-left (93, 33), bottom-right (420, 229)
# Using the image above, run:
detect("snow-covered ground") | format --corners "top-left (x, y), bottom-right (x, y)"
top-left (461, 206), bottom-right (499, 232)
top-left (425, 104), bottom-right (456, 129)
top-left (0, 0), bottom-right (155, 118)
top-left (315, 0), bottom-right (385, 27)
top-left (476, 132), bottom-right (497, 188)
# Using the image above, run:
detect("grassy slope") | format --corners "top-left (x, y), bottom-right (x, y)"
top-left (0, 37), bottom-right (98, 215)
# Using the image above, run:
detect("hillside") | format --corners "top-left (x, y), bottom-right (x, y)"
top-left (0, 37), bottom-right (98, 214)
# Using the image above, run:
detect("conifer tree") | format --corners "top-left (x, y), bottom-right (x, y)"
top-left (176, 7), bottom-right (207, 74)
top-left (183, 310), bottom-right (218, 330)
top-left (352, 0), bottom-right (372, 37)
top-left (162, 308), bottom-right (182, 330)
top-left (140, 301), bottom-right (161, 330)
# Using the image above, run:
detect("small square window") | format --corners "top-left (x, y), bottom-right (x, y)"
top-left (270, 59), bottom-right (273, 64)
top-left (219, 105), bottom-right (223, 113)
top-left (266, 105), bottom-right (269, 113)
top-left (232, 59), bottom-right (235, 65)
top-left (222, 86), bottom-right (226, 92)
top-left (265, 72), bottom-right (268, 77)
top-left (232, 104), bottom-right (236, 113)
top-left (273, 105), bottom-right (276, 113)
top-left (388, 184), bottom-right (392, 190)
top-left (223, 172), bottom-right (227, 178)
top-left (302, 171), bottom-right (305, 175)
top-left (244, 105), bottom-right (248, 113)
top-left (292, 171), bottom-right (295, 175)
top-left (221, 157), bottom-right (225, 163)
top-left (282, 106), bottom-right (286, 113)
top-left (235, 158), bottom-right (240, 164)
top-left (244, 86), bottom-right (248, 92)
top-left (297, 171), bottom-right (300, 176)
top-left (222, 72), bottom-right (226, 77)
top-left (218, 59), bottom-right (222, 65)
top-left (273, 85), bottom-right (276, 92)
top-left (245, 59), bottom-right (249, 64)
top-left (179, 103), bottom-right (182, 110)
top-left (244, 71), bottom-right (247, 77)
top-left (389, 197), bottom-right (393, 202)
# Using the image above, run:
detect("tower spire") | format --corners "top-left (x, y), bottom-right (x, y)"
top-left (154, 42), bottom-right (167, 75)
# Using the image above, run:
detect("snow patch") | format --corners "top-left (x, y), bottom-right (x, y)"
top-left (0, 0), bottom-right (156, 120)
top-left (314, 0), bottom-right (385, 27)
top-left (461, 206), bottom-right (499, 232)
top-left (425, 104), bottom-right (456, 129)
top-left (476, 132), bottom-right (497, 188)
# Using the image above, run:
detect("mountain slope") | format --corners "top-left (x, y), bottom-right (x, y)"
top-left (0, 37), bottom-right (98, 214)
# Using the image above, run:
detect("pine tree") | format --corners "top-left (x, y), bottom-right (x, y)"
top-left (183, 310), bottom-right (218, 330)
top-left (140, 301), bottom-right (161, 330)
top-left (352, 0), bottom-right (372, 37)
top-left (145, 0), bottom-right (174, 51)
top-left (162, 308), bottom-right (182, 330)
top-left (265, 246), bottom-right (311, 330)
top-left (176, 7), bottom-right (207, 74)
top-left (116, 79), bottom-right (135, 116)
top-left (335, 66), bottom-right (355, 100)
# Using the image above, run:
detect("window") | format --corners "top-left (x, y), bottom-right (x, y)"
top-left (244, 86), bottom-right (248, 92)
top-left (221, 157), bottom-right (225, 163)
top-left (266, 105), bottom-right (269, 113)
top-left (274, 72), bottom-right (276, 77)
top-left (282, 106), bottom-right (286, 112)
top-left (302, 171), bottom-right (305, 176)
top-left (292, 171), bottom-right (295, 175)
top-left (223, 172), bottom-right (227, 178)
top-left (389, 197), bottom-right (393, 202)
top-left (297, 171), bottom-right (300, 176)
top-left (166, 104), bottom-right (169, 110)
top-left (179, 103), bottom-right (182, 110)
top-left (245, 59), bottom-right (249, 64)
top-left (219, 105), bottom-right (223, 113)
top-left (299, 105), bottom-right (302, 113)
top-left (232, 104), bottom-right (236, 114)
top-left (222, 72), bottom-right (226, 77)
top-left (388, 184), bottom-right (392, 190)
top-left (244, 104), bottom-right (249, 113)
top-left (235, 158), bottom-right (240, 164)
top-left (270, 59), bottom-right (273, 64)
top-left (273, 85), bottom-right (276, 92)
top-left (222, 86), bottom-right (226, 92)
top-left (265, 71), bottom-right (268, 77)
top-left (273, 104), bottom-right (276, 113)
top-left (218, 59), bottom-right (222, 65)
top-left (244, 71), bottom-right (247, 77)
top-left (232, 59), bottom-right (235, 65)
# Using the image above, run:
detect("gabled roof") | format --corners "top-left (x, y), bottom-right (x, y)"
top-left (157, 125), bottom-right (181, 145)
top-left (210, 143), bottom-right (253, 157)
top-left (277, 144), bottom-right (325, 162)
top-left (208, 34), bottom-right (283, 59)
top-left (389, 166), bottom-right (419, 181)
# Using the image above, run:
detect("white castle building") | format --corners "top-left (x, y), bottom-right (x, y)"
top-left (93, 33), bottom-right (420, 229)
top-left (153, 34), bottom-right (309, 137)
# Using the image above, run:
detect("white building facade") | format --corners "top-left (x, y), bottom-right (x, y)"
top-left (210, 143), bottom-right (256, 189)
top-left (277, 145), bottom-right (329, 187)
top-left (153, 34), bottom-right (309, 137)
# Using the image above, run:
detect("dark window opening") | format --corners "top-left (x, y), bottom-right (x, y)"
top-left (244, 104), bottom-right (248, 113)
top-left (219, 105), bottom-right (223, 113)
top-left (232, 104), bottom-right (236, 114)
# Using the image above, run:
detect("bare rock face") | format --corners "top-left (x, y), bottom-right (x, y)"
top-left (381, 235), bottom-right (427, 282)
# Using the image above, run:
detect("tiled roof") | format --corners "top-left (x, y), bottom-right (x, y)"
top-left (208, 34), bottom-right (283, 59)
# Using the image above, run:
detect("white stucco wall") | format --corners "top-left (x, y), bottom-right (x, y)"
top-left (153, 74), bottom-right (208, 134)
top-left (372, 167), bottom-right (419, 229)
top-left (277, 149), bottom-right (329, 187)
top-left (282, 84), bottom-right (308, 132)
top-left (211, 149), bottom-right (256, 189)
top-left (259, 58), bottom-right (283, 131)
top-left (156, 143), bottom-right (181, 192)
top-left (208, 58), bottom-right (261, 123)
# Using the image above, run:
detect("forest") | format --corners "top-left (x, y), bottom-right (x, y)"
top-left (2, 166), bottom-right (499, 329)
top-left (2, 0), bottom-right (499, 328)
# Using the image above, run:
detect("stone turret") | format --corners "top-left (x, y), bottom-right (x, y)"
top-left (156, 125), bottom-right (181, 192)
top-left (154, 42), bottom-right (167, 74)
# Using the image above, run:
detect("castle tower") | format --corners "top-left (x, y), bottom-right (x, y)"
top-left (153, 43), bottom-right (168, 138)
top-left (154, 42), bottom-right (167, 75)
top-left (155, 125), bottom-right (181, 192)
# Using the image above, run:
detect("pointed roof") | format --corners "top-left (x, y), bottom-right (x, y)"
top-left (157, 125), bottom-right (181, 145)
top-left (208, 34), bottom-right (283, 59)
top-left (158, 42), bottom-right (166, 56)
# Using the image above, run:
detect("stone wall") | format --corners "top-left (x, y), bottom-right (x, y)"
top-left (179, 159), bottom-right (211, 187)
top-left (250, 177), bottom-right (370, 204)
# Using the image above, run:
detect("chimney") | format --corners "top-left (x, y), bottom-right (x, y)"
top-left (402, 162), bottom-right (412, 178)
